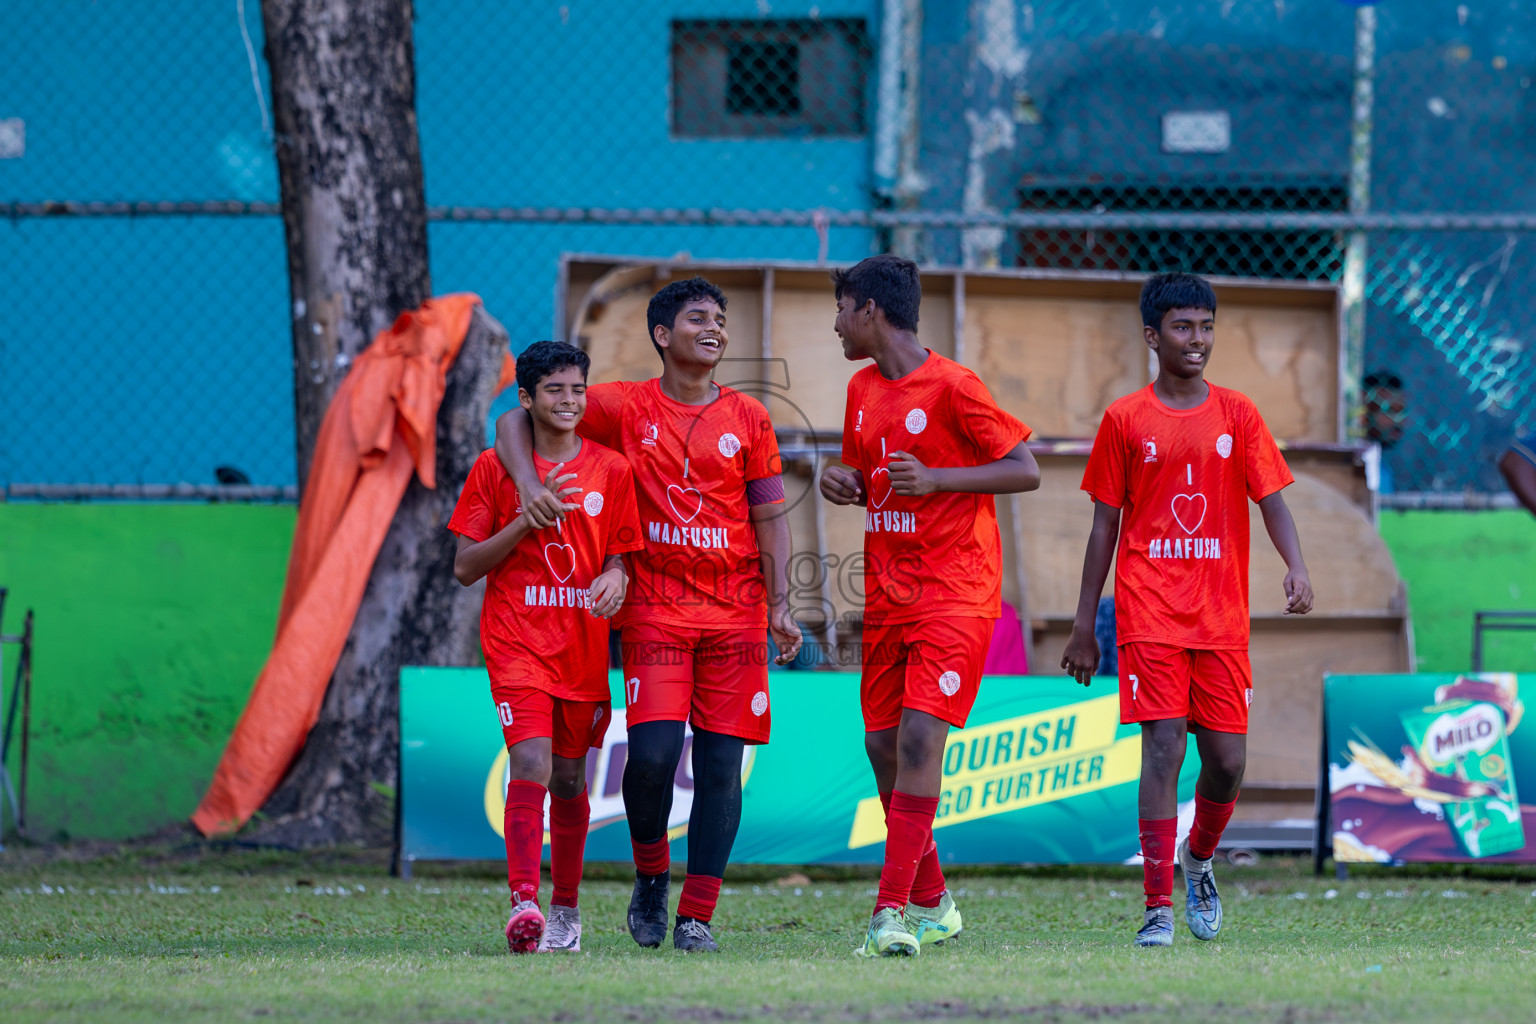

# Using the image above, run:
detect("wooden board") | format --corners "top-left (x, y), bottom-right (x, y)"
top-left (1206, 302), bottom-right (1339, 443)
top-left (573, 264), bottom-right (765, 386)
top-left (569, 259), bottom-right (1341, 445)
top-left (1017, 451), bottom-right (1397, 620)
top-left (1030, 615), bottom-right (1410, 789)
top-left (961, 291), bottom-right (1148, 439)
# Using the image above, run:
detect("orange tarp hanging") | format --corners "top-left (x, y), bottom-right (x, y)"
top-left (193, 293), bottom-right (510, 837)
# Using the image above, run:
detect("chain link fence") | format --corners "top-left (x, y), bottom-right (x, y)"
top-left (2, 0), bottom-right (1533, 499)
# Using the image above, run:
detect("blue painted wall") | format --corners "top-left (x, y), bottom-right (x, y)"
top-left (4, 0), bottom-right (1534, 490)
top-left (0, 0), bottom-right (879, 488)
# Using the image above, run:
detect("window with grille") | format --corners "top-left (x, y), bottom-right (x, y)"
top-left (1015, 180), bottom-right (1348, 280)
top-left (672, 19), bottom-right (870, 138)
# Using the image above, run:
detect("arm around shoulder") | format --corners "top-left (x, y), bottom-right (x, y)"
top-left (494, 409), bottom-right (566, 529)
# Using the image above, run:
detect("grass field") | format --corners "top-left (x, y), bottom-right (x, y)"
top-left (3, 844), bottom-right (1535, 1023)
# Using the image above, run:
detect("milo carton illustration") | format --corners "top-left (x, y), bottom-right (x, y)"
top-left (1400, 697), bottom-right (1524, 858)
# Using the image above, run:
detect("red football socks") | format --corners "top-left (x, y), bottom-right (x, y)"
top-left (1188, 792), bottom-right (1239, 862)
top-left (632, 836), bottom-right (671, 877)
top-left (1139, 817), bottom-right (1177, 909)
top-left (548, 790), bottom-right (590, 908)
top-left (677, 874), bottom-right (723, 923)
top-left (881, 791), bottom-right (946, 907)
top-left (876, 791), bottom-right (940, 911)
top-left (503, 780), bottom-right (547, 904)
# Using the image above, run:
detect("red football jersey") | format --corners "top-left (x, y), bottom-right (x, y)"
top-left (1080, 383), bottom-right (1294, 649)
top-left (448, 445), bottom-right (644, 700)
top-left (577, 379), bottom-right (782, 628)
top-left (841, 352), bottom-right (1032, 625)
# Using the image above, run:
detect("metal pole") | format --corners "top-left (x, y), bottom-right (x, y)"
top-left (873, 0), bottom-right (904, 197)
top-left (17, 611), bottom-right (32, 838)
top-left (1472, 611), bottom-right (1484, 672)
top-left (1343, 4), bottom-right (1376, 440)
top-left (891, 0), bottom-right (925, 260)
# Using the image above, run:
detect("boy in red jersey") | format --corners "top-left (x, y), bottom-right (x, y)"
top-left (494, 278), bottom-right (802, 952)
top-left (1061, 272), bottom-right (1314, 947)
top-left (450, 341), bottom-right (644, 954)
top-left (820, 255), bottom-right (1040, 957)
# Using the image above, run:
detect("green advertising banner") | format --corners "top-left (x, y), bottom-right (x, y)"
top-left (400, 669), bottom-right (1199, 866)
top-left (1325, 673), bottom-right (1536, 863)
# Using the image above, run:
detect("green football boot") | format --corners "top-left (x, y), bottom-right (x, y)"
top-left (856, 907), bottom-right (920, 957)
top-left (904, 891), bottom-right (963, 946)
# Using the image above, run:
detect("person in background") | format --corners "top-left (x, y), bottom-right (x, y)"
top-left (1497, 432), bottom-right (1536, 516)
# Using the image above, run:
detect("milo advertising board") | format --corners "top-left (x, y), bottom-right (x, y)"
top-left (400, 668), bottom-right (1198, 866)
top-left (1325, 673), bottom-right (1536, 863)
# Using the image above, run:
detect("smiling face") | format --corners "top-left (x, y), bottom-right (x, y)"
top-left (1146, 306), bottom-right (1216, 382)
top-left (833, 292), bottom-right (875, 361)
top-left (519, 364), bottom-right (587, 437)
top-left (655, 298), bottom-right (728, 371)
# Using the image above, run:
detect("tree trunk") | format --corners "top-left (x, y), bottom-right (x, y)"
top-left (253, 0), bottom-right (503, 845)
top-left (255, 305), bottom-right (507, 847)
top-left (263, 0), bottom-right (431, 496)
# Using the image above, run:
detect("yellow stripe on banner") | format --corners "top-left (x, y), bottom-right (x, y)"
top-left (846, 696), bottom-right (1141, 850)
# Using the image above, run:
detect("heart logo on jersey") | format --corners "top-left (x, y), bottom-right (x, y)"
top-left (868, 466), bottom-right (893, 509)
top-left (543, 542), bottom-right (576, 583)
top-left (1171, 493), bottom-right (1207, 535)
top-left (666, 484), bottom-right (703, 523)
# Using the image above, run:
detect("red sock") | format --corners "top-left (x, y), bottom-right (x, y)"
top-left (881, 791), bottom-right (945, 907)
top-left (876, 791), bottom-right (939, 911)
top-left (911, 839), bottom-right (947, 907)
top-left (1188, 792), bottom-right (1238, 862)
top-left (1139, 818), bottom-right (1177, 909)
top-left (677, 874), bottom-right (723, 922)
top-left (503, 780), bottom-right (546, 904)
top-left (632, 836), bottom-right (671, 877)
top-left (548, 790), bottom-right (590, 908)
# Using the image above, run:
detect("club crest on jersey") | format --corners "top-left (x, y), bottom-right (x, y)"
top-left (905, 408), bottom-right (928, 434)
top-left (1143, 438), bottom-right (1158, 463)
top-left (584, 491), bottom-right (604, 516)
top-left (641, 422), bottom-right (659, 447)
top-left (1216, 433), bottom-right (1233, 459)
top-left (855, 408), bottom-right (864, 432)
top-left (718, 432), bottom-right (742, 458)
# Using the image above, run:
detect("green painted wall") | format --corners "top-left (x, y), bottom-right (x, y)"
top-left (0, 504), bottom-right (293, 841)
top-left (3, 504), bottom-right (1535, 841)
top-left (1379, 508), bottom-right (1536, 674)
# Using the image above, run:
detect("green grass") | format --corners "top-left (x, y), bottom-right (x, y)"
top-left (3, 846), bottom-right (1536, 1023)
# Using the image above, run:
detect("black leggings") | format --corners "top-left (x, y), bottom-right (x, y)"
top-left (622, 721), bottom-right (744, 878)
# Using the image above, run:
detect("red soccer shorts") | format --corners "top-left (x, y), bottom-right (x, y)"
top-left (1118, 642), bottom-right (1252, 734)
top-left (860, 617), bottom-right (994, 731)
top-left (490, 683), bottom-right (613, 759)
top-left (620, 621), bottom-right (772, 744)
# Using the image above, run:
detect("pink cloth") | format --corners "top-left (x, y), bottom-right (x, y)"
top-left (983, 601), bottom-right (1029, 675)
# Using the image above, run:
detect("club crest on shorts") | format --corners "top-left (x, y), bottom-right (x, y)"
top-left (751, 691), bottom-right (769, 716)
top-left (905, 408), bottom-right (928, 434)
top-left (1217, 433), bottom-right (1234, 459)
top-left (718, 432), bottom-right (742, 458)
top-left (583, 490), bottom-right (604, 516)
top-left (1245, 687), bottom-right (1253, 707)
top-left (938, 670), bottom-right (961, 696)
